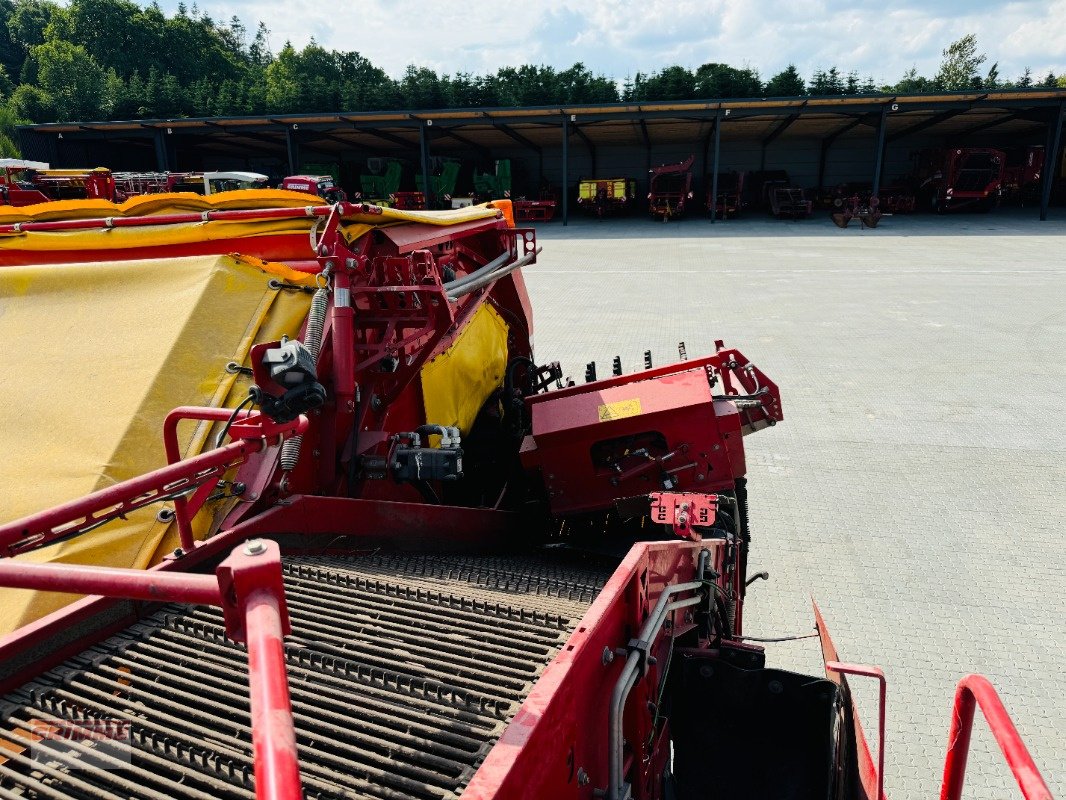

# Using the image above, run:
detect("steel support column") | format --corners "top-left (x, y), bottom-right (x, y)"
top-left (561, 114), bottom-right (569, 226)
top-left (710, 113), bottom-right (721, 224)
top-left (153, 129), bottom-right (170, 171)
top-left (285, 126), bottom-right (300, 175)
top-left (640, 119), bottom-right (651, 174)
top-left (419, 121), bottom-right (433, 208)
top-left (872, 107), bottom-right (889, 198)
top-left (1039, 102), bottom-right (1065, 221)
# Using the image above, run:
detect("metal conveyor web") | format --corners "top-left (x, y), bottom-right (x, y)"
top-left (0, 551), bottom-right (611, 799)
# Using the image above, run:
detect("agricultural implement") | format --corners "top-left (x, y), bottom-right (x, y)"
top-left (831, 193), bottom-right (882, 229)
top-left (913, 148), bottom-right (1005, 213)
top-left (356, 158), bottom-right (404, 206)
top-left (648, 155), bottom-right (694, 220)
top-left (279, 175), bottom-right (348, 202)
top-left (162, 171), bottom-right (270, 195)
top-left (0, 191), bottom-right (1053, 800)
top-left (0, 160), bottom-right (119, 205)
top-left (472, 159), bottom-right (511, 202)
top-left (706, 171), bottom-right (745, 219)
top-left (1001, 145), bottom-right (1045, 205)
top-left (576, 177), bottom-right (636, 217)
top-left (416, 158), bottom-right (462, 209)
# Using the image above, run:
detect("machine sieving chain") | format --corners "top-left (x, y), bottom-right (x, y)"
top-left (0, 552), bottom-right (611, 800)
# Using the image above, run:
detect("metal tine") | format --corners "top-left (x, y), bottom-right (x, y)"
top-left (129, 633), bottom-right (503, 731)
top-left (280, 575), bottom-right (566, 651)
top-left (184, 607), bottom-right (530, 700)
top-left (111, 649), bottom-right (488, 752)
top-left (93, 660), bottom-right (477, 770)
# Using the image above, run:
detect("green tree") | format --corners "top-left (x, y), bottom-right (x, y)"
top-left (9, 81), bottom-right (53, 120)
top-left (809, 67), bottom-right (844, 95)
top-left (0, 0), bottom-right (24, 82)
top-left (936, 34), bottom-right (985, 90)
top-left (892, 66), bottom-right (933, 93)
top-left (32, 39), bottom-right (105, 120)
top-left (264, 42), bottom-right (300, 111)
top-left (763, 65), bottom-right (805, 96)
top-left (1039, 71), bottom-right (1057, 88)
top-left (629, 65), bottom-right (696, 101)
top-left (6, 0), bottom-right (61, 50)
top-left (694, 62), bottom-right (760, 98)
top-left (1017, 67), bottom-right (1032, 87)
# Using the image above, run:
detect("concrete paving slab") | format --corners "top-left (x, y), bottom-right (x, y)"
top-left (526, 208), bottom-right (1065, 800)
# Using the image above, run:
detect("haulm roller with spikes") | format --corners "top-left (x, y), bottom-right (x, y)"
top-left (0, 190), bottom-right (1052, 800)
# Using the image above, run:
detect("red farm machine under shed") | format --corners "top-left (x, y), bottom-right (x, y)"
top-left (0, 189), bottom-right (1052, 800)
top-left (706, 171), bottom-right (745, 219)
top-left (913, 147), bottom-right (1006, 213)
top-left (648, 155), bottom-right (695, 220)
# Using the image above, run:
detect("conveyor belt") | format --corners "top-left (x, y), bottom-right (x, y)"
top-left (0, 551), bottom-right (611, 799)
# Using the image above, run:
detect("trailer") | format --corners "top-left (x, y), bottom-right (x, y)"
top-left (576, 177), bottom-right (636, 217)
top-left (0, 192), bottom-right (1052, 800)
top-left (768, 184), bottom-right (813, 218)
top-left (1000, 145), bottom-right (1045, 205)
top-left (706, 170), bottom-right (745, 219)
top-left (648, 155), bottom-right (694, 220)
top-left (913, 148), bottom-right (1005, 213)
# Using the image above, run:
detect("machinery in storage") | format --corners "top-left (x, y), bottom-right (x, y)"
top-left (912, 148), bottom-right (1006, 213)
top-left (647, 156), bottom-right (694, 220)
top-left (576, 177), bottom-right (637, 217)
top-left (0, 160), bottom-right (120, 204)
top-left (0, 188), bottom-right (1052, 800)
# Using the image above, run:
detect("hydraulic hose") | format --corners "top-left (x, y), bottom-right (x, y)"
top-left (279, 286), bottom-right (329, 472)
top-left (448, 248), bottom-right (541, 301)
top-left (441, 250), bottom-right (510, 293)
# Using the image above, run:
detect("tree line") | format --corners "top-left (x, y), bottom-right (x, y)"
top-left (0, 0), bottom-right (1062, 156)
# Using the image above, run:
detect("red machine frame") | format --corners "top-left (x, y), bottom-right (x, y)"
top-left (648, 156), bottom-right (695, 221)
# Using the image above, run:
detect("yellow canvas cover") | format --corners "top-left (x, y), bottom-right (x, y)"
top-left (0, 192), bottom-right (504, 257)
top-left (0, 253), bottom-right (313, 633)
top-left (421, 303), bottom-right (509, 437)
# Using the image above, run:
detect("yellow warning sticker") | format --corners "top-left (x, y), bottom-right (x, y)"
top-left (598, 398), bottom-right (642, 422)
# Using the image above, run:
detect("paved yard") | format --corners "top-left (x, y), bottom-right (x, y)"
top-left (526, 209), bottom-right (1065, 799)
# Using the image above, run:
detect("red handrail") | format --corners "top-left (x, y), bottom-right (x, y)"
top-left (827, 661), bottom-right (886, 800)
top-left (939, 674), bottom-right (1052, 800)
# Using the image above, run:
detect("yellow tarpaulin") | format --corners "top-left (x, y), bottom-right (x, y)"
top-left (0, 253), bottom-right (313, 633)
top-left (0, 193), bottom-right (506, 257)
top-left (421, 303), bottom-right (509, 437)
top-left (0, 190), bottom-right (504, 225)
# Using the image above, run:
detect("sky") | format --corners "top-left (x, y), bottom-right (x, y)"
top-left (177, 0), bottom-right (1065, 86)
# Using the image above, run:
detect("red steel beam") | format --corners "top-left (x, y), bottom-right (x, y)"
top-left (0, 558), bottom-right (221, 605)
top-left (245, 586), bottom-right (301, 800)
top-left (939, 674), bottom-right (1052, 800)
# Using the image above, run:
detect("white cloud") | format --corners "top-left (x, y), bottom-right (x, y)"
top-left (160, 0), bottom-right (1064, 85)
